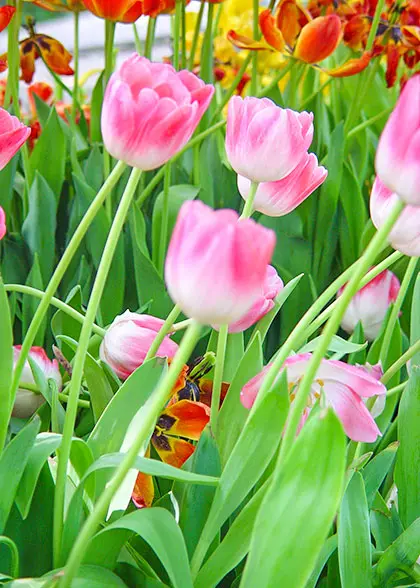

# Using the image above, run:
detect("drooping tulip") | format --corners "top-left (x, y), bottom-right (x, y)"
top-left (165, 200), bottom-right (276, 327)
top-left (18, 34), bottom-right (74, 84)
top-left (337, 269), bottom-right (400, 341)
top-left (375, 74), bottom-right (420, 206)
top-left (0, 109), bottom-right (31, 170)
top-left (101, 54), bottom-right (214, 170)
top-left (99, 311), bottom-right (179, 380)
top-left (13, 346), bottom-right (62, 418)
top-left (370, 176), bottom-right (420, 256)
top-left (237, 153), bottom-right (327, 216)
top-left (0, 207), bottom-right (6, 240)
top-left (241, 353), bottom-right (386, 442)
top-left (225, 96), bottom-right (313, 183)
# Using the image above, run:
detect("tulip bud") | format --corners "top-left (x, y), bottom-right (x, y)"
top-left (337, 269), bottom-right (400, 341)
top-left (99, 311), bottom-right (179, 380)
top-left (165, 200), bottom-right (276, 327)
top-left (12, 346), bottom-right (62, 418)
top-left (0, 108), bottom-right (31, 171)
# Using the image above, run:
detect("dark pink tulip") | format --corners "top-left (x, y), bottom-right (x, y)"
top-left (0, 108), bottom-right (31, 170)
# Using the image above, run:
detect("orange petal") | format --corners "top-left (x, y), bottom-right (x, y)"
top-left (0, 58), bottom-right (7, 74)
top-left (152, 434), bottom-right (195, 468)
top-left (276, 0), bottom-right (311, 48)
top-left (259, 9), bottom-right (285, 52)
top-left (343, 15), bottom-right (370, 50)
top-left (34, 35), bottom-right (74, 76)
top-left (402, 25), bottom-right (420, 47)
top-left (325, 51), bottom-right (372, 77)
top-left (157, 399), bottom-right (210, 441)
top-left (385, 43), bottom-right (400, 88)
top-left (227, 29), bottom-right (272, 51)
top-left (28, 82), bottom-right (54, 116)
top-left (0, 6), bottom-right (15, 33)
top-left (198, 379), bottom-right (230, 408)
top-left (132, 471), bottom-right (155, 508)
top-left (294, 14), bottom-right (342, 63)
top-left (20, 39), bottom-right (38, 83)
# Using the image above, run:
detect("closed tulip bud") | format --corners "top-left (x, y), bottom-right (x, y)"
top-left (294, 15), bottom-right (342, 64)
top-left (237, 153), bottom-right (327, 216)
top-left (100, 311), bottom-right (179, 380)
top-left (370, 176), bottom-right (420, 257)
top-left (0, 206), bottom-right (5, 240)
top-left (82, 0), bottom-right (142, 21)
top-left (13, 346), bottom-right (62, 418)
top-left (337, 269), bottom-right (400, 341)
top-left (0, 109), bottom-right (31, 171)
top-left (375, 74), bottom-right (420, 206)
top-left (165, 200), bottom-right (276, 327)
top-left (226, 96), bottom-right (314, 183)
top-left (101, 55), bottom-right (214, 170)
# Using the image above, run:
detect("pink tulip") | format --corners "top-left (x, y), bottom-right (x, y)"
top-left (0, 206), bottom-right (5, 240)
top-left (99, 311), bottom-right (179, 380)
top-left (370, 177), bottom-right (420, 257)
top-left (237, 153), bottom-right (327, 216)
top-left (337, 268), bottom-right (400, 341)
top-left (241, 353), bottom-right (386, 442)
top-left (213, 265), bottom-right (284, 333)
top-left (13, 346), bottom-right (62, 418)
top-left (375, 75), bottom-right (420, 206)
top-left (101, 54), bottom-right (214, 170)
top-left (165, 200), bottom-right (276, 326)
top-left (225, 96), bottom-right (314, 183)
top-left (0, 108), bottom-right (31, 171)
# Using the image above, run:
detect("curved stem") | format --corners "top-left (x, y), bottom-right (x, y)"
top-left (210, 324), bottom-right (228, 431)
top-left (53, 168), bottom-right (142, 567)
top-left (0, 535), bottom-right (19, 578)
top-left (60, 321), bottom-right (202, 588)
top-left (381, 339), bottom-right (420, 385)
top-left (144, 304), bottom-right (182, 362)
top-left (239, 182), bottom-right (259, 219)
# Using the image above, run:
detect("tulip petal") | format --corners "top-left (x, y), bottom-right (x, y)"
top-left (227, 30), bottom-right (273, 51)
top-left (0, 6), bottom-right (15, 33)
top-left (325, 51), bottom-right (372, 77)
top-left (152, 434), bottom-right (195, 468)
top-left (294, 15), bottom-right (342, 64)
top-left (276, 0), bottom-right (311, 48)
top-left (157, 399), bottom-right (210, 440)
top-left (132, 471), bottom-right (155, 508)
top-left (0, 206), bottom-right (5, 240)
top-left (259, 9), bottom-right (285, 52)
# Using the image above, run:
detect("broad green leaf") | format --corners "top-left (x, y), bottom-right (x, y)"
top-left (299, 334), bottom-right (367, 358)
top-left (395, 372), bottom-right (420, 528)
top-left (363, 442), bottom-right (398, 507)
top-left (115, 562), bottom-right (168, 588)
top-left (0, 417), bottom-right (40, 532)
top-left (410, 273), bottom-right (420, 368)
top-left (338, 163), bottom-right (368, 267)
top-left (84, 146), bottom-right (104, 193)
top-left (338, 472), bottom-right (372, 588)
top-left (86, 509), bottom-right (192, 588)
top-left (305, 534), bottom-right (338, 588)
top-left (224, 333), bottom-right (244, 381)
top-left (22, 256), bottom-right (47, 346)
top-left (90, 72), bottom-right (105, 143)
top-left (0, 156), bottom-right (17, 220)
top-left (241, 410), bottom-right (346, 588)
top-left (0, 276), bottom-right (13, 434)
top-left (370, 494), bottom-right (404, 552)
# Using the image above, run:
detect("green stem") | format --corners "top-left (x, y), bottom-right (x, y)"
top-left (53, 168), bottom-right (142, 567)
top-left (60, 321), bottom-right (202, 588)
top-left (58, 394), bottom-right (90, 409)
top-left (4, 284), bottom-right (105, 337)
top-left (200, 2), bottom-right (215, 84)
top-left (173, 317), bottom-right (193, 332)
top-left (158, 164), bottom-right (171, 275)
top-left (240, 181), bottom-right (259, 219)
top-left (133, 23), bottom-right (143, 54)
top-left (348, 107), bottom-right (393, 138)
top-left (180, 0), bottom-right (187, 69)
top-left (257, 58), bottom-right (295, 98)
top-left (144, 304), bottom-right (182, 362)
top-left (173, 0), bottom-right (182, 70)
top-left (189, 0), bottom-right (205, 69)
top-left (0, 535), bottom-right (19, 578)
top-left (4, 161), bottom-right (126, 454)
top-left (380, 257), bottom-right (418, 364)
top-left (300, 77), bottom-right (333, 109)
top-left (277, 199), bottom-right (404, 464)
top-left (381, 339), bottom-right (420, 385)
top-left (103, 19), bottom-right (116, 197)
top-left (72, 11), bottom-right (80, 120)
top-left (210, 324), bottom-right (228, 431)
top-left (251, 0), bottom-right (260, 95)
top-left (211, 53), bottom-right (253, 122)
top-left (145, 17), bottom-right (157, 59)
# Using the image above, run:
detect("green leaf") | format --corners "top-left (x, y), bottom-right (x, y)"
top-left (410, 274), bottom-right (420, 368)
top-left (22, 256), bottom-right (46, 347)
top-left (241, 409), bottom-right (346, 587)
top-left (305, 534), bottom-right (338, 588)
top-left (90, 72), bottom-right (105, 143)
top-left (395, 372), bottom-right (420, 528)
top-left (51, 285), bottom-right (84, 361)
top-left (28, 356), bottom-right (66, 432)
top-left (0, 417), bottom-right (40, 533)
top-left (0, 156), bottom-right (17, 220)
top-left (338, 472), bottom-right (372, 588)
top-left (299, 334), bottom-right (367, 359)
top-left (363, 442), bottom-right (399, 507)
top-left (338, 163), bottom-right (368, 267)
top-left (0, 276), bottom-right (13, 438)
top-left (85, 509), bottom-right (193, 588)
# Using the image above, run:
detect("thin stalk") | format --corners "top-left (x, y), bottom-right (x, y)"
top-left (210, 324), bottom-right (228, 431)
top-left (188, 0), bottom-right (205, 69)
top-left (180, 0), bottom-right (187, 69)
top-left (145, 17), bottom-right (157, 59)
top-left (257, 58), bottom-right (295, 98)
top-left (173, 0), bottom-right (182, 70)
top-left (158, 164), bottom-right (171, 275)
top-left (382, 339), bottom-right (420, 385)
top-left (251, 0), bottom-right (260, 95)
top-left (173, 318), bottom-right (193, 331)
top-left (200, 2), bottom-right (215, 84)
top-left (348, 107), bottom-right (393, 138)
top-left (4, 161), bottom-right (127, 454)
top-left (380, 257), bottom-right (418, 364)
top-left (300, 77), bottom-right (333, 109)
top-left (211, 53), bottom-right (253, 122)
top-left (145, 304), bottom-right (182, 362)
top-left (53, 168), bottom-right (142, 567)
top-left (60, 321), bottom-right (202, 588)
top-left (72, 11), bottom-right (80, 120)
top-left (133, 23), bottom-right (143, 54)
top-left (239, 182), bottom-right (259, 219)
top-left (103, 20), bottom-right (116, 196)
top-left (58, 394), bottom-right (90, 409)
top-left (277, 199), bottom-right (404, 464)
top-left (4, 284), bottom-right (105, 337)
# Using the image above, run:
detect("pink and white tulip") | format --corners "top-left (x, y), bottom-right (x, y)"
top-left (237, 153), bottom-right (327, 216)
top-left (337, 268), bottom-right (400, 341)
top-left (213, 265), bottom-right (283, 333)
top-left (375, 75), bottom-right (420, 206)
top-left (226, 96), bottom-right (314, 183)
top-left (0, 108), bottom-right (31, 171)
top-left (241, 353), bottom-right (386, 442)
top-left (99, 311), bottom-right (179, 380)
top-left (101, 54), bottom-right (214, 171)
top-left (0, 206), bottom-right (5, 240)
top-left (13, 346), bottom-right (62, 418)
top-left (165, 200), bottom-right (276, 327)
top-left (370, 177), bottom-right (420, 257)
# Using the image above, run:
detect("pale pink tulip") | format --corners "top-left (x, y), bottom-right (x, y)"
top-left (370, 177), bottom-right (420, 257)
top-left (226, 96), bottom-right (314, 183)
top-left (237, 153), bottom-right (327, 216)
top-left (165, 200), bottom-right (276, 326)
top-left (0, 108), bottom-right (31, 170)
top-left (375, 75), bottom-right (420, 205)
top-left (241, 353), bottom-right (386, 442)
top-left (337, 268), bottom-right (400, 341)
top-left (101, 54), bottom-right (214, 170)
top-left (99, 311), bottom-right (179, 380)
top-left (13, 346), bottom-right (62, 418)
top-left (0, 206), bottom-right (5, 240)
top-left (213, 265), bottom-right (283, 333)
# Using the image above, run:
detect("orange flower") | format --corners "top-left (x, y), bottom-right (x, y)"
top-left (0, 6), bottom-right (15, 32)
top-left (27, 82), bottom-right (54, 117)
top-left (81, 0), bottom-right (178, 21)
top-left (26, 0), bottom-right (86, 11)
top-left (18, 34), bottom-right (73, 83)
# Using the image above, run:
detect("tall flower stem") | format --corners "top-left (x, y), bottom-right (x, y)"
top-left (158, 164), bottom-right (171, 275)
top-left (180, 0), bottom-right (187, 69)
top-left (60, 321), bottom-right (202, 588)
top-left (3, 161), bottom-right (127, 454)
top-left (188, 0), bottom-right (205, 70)
top-left (173, 0), bottom-right (182, 70)
top-left (211, 53), bottom-right (252, 122)
top-left (53, 167), bottom-right (142, 567)
top-left (240, 182), bottom-right (259, 219)
top-left (72, 11), bottom-right (80, 120)
top-left (381, 338), bottom-right (420, 385)
top-left (276, 199), bottom-right (404, 465)
top-left (251, 0), bottom-right (260, 95)
top-left (145, 304), bottom-right (182, 362)
top-left (211, 324), bottom-right (228, 431)
top-left (200, 2), bottom-right (215, 85)
top-left (103, 19), bottom-right (116, 197)
top-left (145, 17), bottom-right (157, 59)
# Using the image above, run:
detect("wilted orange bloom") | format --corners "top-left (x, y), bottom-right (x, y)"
top-left (25, 0), bottom-right (86, 11)
top-left (15, 34), bottom-right (74, 83)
